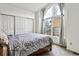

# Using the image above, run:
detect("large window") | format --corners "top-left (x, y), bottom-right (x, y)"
top-left (43, 6), bottom-right (53, 35)
top-left (44, 7), bottom-right (54, 19)
top-left (43, 4), bottom-right (61, 35)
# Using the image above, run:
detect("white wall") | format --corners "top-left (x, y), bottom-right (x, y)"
top-left (64, 3), bottom-right (79, 53)
top-left (0, 4), bottom-right (35, 19)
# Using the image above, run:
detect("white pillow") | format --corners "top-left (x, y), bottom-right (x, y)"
top-left (0, 31), bottom-right (8, 44)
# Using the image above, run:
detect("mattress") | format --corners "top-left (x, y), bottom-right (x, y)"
top-left (8, 33), bottom-right (53, 56)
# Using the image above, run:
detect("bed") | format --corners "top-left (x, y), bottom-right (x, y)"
top-left (7, 33), bottom-right (53, 56)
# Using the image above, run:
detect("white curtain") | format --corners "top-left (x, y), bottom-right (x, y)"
top-left (59, 3), bottom-right (65, 45)
top-left (35, 10), bottom-right (43, 34)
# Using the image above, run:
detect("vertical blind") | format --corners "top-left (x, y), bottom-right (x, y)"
top-left (1, 15), bottom-right (14, 35)
top-left (15, 16), bottom-right (33, 34)
top-left (1, 14), bottom-right (33, 35)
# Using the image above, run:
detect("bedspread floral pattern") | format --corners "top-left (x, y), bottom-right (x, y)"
top-left (8, 33), bottom-right (53, 56)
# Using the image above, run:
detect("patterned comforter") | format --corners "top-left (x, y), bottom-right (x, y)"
top-left (8, 33), bottom-right (53, 56)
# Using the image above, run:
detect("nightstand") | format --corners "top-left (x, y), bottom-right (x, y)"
top-left (0, 43), bottom-right (8, 56)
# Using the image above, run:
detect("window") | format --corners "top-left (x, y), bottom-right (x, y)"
top-left (54, 5), bottom-right (61, 16)
top-left (44, 7), bottom-right (53, 19)
top-left (43, 7), bottom-right (54, 35)
top-left (43, 4), bottom-right (61, 35)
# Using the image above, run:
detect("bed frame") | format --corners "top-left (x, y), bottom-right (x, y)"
top-left (7, 43), bottom-right (52, 56)
top-left (28, 44), bottom-right (52, 56)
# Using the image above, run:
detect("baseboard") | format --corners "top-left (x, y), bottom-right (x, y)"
top-left (66, 49), bottom-right (79, 55)
top-left (53, 43), bottom-right (66, 48)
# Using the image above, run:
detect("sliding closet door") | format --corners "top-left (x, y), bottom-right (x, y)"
top-left (15, 16), bottom-right (33, 34)
top-left (1, 15), bottom-right (14, 35)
